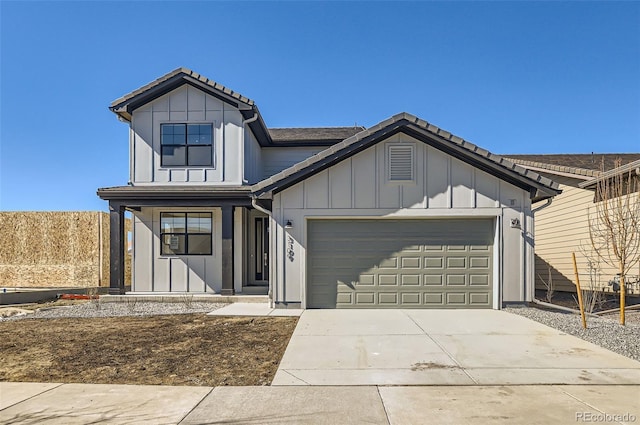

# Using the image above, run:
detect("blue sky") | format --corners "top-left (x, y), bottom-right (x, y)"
top-left (1, 1), bottom-right (638, 211)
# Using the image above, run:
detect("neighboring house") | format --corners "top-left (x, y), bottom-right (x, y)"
top-left (98, 68), bottom-right (560, 309)
top-left (506, 154), bottom-right (640, 295)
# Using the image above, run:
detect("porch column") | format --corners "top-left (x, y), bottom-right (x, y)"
top-left (221, 205), bottom-right (235, 295)
top-left (109, 201), bottom-right (125, 295)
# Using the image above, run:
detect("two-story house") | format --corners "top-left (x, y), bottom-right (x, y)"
top-left (98, 68), bottom-right (560, 309)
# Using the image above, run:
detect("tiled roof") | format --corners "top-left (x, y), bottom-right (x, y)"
top-left (268, 127), bottom-right (365, 144)
top-left (110, 67), bottom-right (255, 110)
top-left (504, 154), bottom-right (640, 177)
top-left (252, 112), bottom-right (561, 202)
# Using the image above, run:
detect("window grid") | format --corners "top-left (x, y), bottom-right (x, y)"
top-left (160, 212), bottom-right (212, 255)
top-left (160, 123), bottom-right (213, 167)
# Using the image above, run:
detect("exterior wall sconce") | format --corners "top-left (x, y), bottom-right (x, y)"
top-left (510, 218), bottom-right (521, 229)
top-left (285, 220), bottom-right (293, 229)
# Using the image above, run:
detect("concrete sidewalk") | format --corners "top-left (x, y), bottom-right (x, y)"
top-left (207, 302), bottom-right (303, 317)
top-left (2, 382), bottom-right (639, 424)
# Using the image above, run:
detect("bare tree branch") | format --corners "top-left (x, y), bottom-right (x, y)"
top-left (588, 158), bottom-right (640, 325)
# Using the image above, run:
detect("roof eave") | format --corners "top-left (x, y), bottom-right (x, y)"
top-left (578, 159), bottom-right (640, 189)
top-left (97, 186), bottom-right (252, 201)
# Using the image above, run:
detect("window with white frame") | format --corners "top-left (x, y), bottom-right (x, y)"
top-left (161, 124), bottom-right (213, 166)
top-left (387, 144), bottom-right (415, 182)
top-left (160, 212), bottom-right (212, 255)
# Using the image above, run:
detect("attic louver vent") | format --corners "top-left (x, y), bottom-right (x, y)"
top-left (388, 145), bottom-right (415, 181)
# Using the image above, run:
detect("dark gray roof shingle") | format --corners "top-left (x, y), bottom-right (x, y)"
top-left (110, 67), bottom-right (255, 110)
top-left (268, 127), bottom-right (365, 144)
top-left (504, 154), bottom-right (640, 177)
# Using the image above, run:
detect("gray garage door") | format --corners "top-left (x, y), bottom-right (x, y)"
top-left (307, 219), bottom-right (493, 309)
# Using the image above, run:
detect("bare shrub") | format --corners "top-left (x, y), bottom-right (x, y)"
top-left (537, 266), bottom-right (555, 303)
top-left (180, 293), bottom-right (194, 309)
top-left (86, 287), bottom-right (101, 311)
top-left (125, 298), bottom-right (138, 314)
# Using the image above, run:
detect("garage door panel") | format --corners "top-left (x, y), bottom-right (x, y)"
top-left (446, 257), bottom-right (467, 268)
top-left (425, 245), bottom-right (445, 251)
top-left (424, 293), bottom-right (444, 305)
top-left (379, 275), bottom-right (399, 286)
top-left (357, 274), bottom-right (375, 285)
top-left (424, 257), bottom-right (444, 268)
top-left (447, 245), bottom-right (467, 251)
top-left (336, 292), bottom-right (352, 304)
top-left (424, 275), bottom-right (443, 286)
top-left (470, 292), bottom-right (491, 305)
top-left (403, 245), bottom-right (422, 252)
top-left (379, 293), bottom-right (398, 305)
top-left (402, 293), bottom-right (421, 304)
top-left (307, 219), bottom-right (493, 309)
top-left (446, 275), bottom-right (466, 286)
top-left (469, 274), bottom-right (490, 286)
top-left (355, 292), bottom-right (375, 304)
top-left (446, 293), bottom-right (467, 304)
top-left (401, 275), bottom-right (420, 286)
top-left (470, 245), bottom-right (491, 251)
top-left (470, 257), bottom-right (490, 268)
top-left (378, 258), bottom-right (399, 268)
top-left (401, 257), bottom-right (421, 268)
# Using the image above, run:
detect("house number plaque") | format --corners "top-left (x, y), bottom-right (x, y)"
top-left (287, 235), bottom-right (295, 262)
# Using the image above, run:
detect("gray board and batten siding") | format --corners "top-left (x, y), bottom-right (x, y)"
top-left (270, 131), bottom-right (544, 309)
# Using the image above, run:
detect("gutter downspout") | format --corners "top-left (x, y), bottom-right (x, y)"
top-left (532, 197), bottom-right (552, 214)
top-left (251, 196), bottom-right (271, 216)
top-left (242, 111), bottom-right (259, 184)
top-left (251, 196), bottom-right (274, 306)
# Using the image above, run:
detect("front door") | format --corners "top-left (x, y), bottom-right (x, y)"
top-left (254, 216), bottom-right (269, 283)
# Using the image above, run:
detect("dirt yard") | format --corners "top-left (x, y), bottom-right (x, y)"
top-left (0, 314), bottom-right (298, 386)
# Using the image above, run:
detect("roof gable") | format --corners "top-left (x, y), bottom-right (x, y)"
top-left (110, 68), bottom-right (256, 119)
top-left (110, 68), bottom-right (273, 146)
top-left (252, 113), bottom-right (561, 202)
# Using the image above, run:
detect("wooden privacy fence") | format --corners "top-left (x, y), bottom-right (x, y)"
top-left (0, 212), bottom-right (130, 288)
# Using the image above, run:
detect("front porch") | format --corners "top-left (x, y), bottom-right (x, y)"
top-left (97, 186), bottom-right (271, 297)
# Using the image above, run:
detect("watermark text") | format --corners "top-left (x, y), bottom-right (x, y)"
top-left (576, 412), bottom-right (636, 423)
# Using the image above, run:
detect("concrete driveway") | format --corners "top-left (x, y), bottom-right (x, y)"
top-left (273, 309), bottom-right (640, 386)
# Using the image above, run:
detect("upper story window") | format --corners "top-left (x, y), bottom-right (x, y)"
top-left (161, 124), bottom-right (213, 167)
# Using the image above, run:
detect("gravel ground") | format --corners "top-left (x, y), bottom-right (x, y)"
top-left (0, 301), bottom-right (225, 321)
top-left (505, 305), bottom-right (640, 362)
